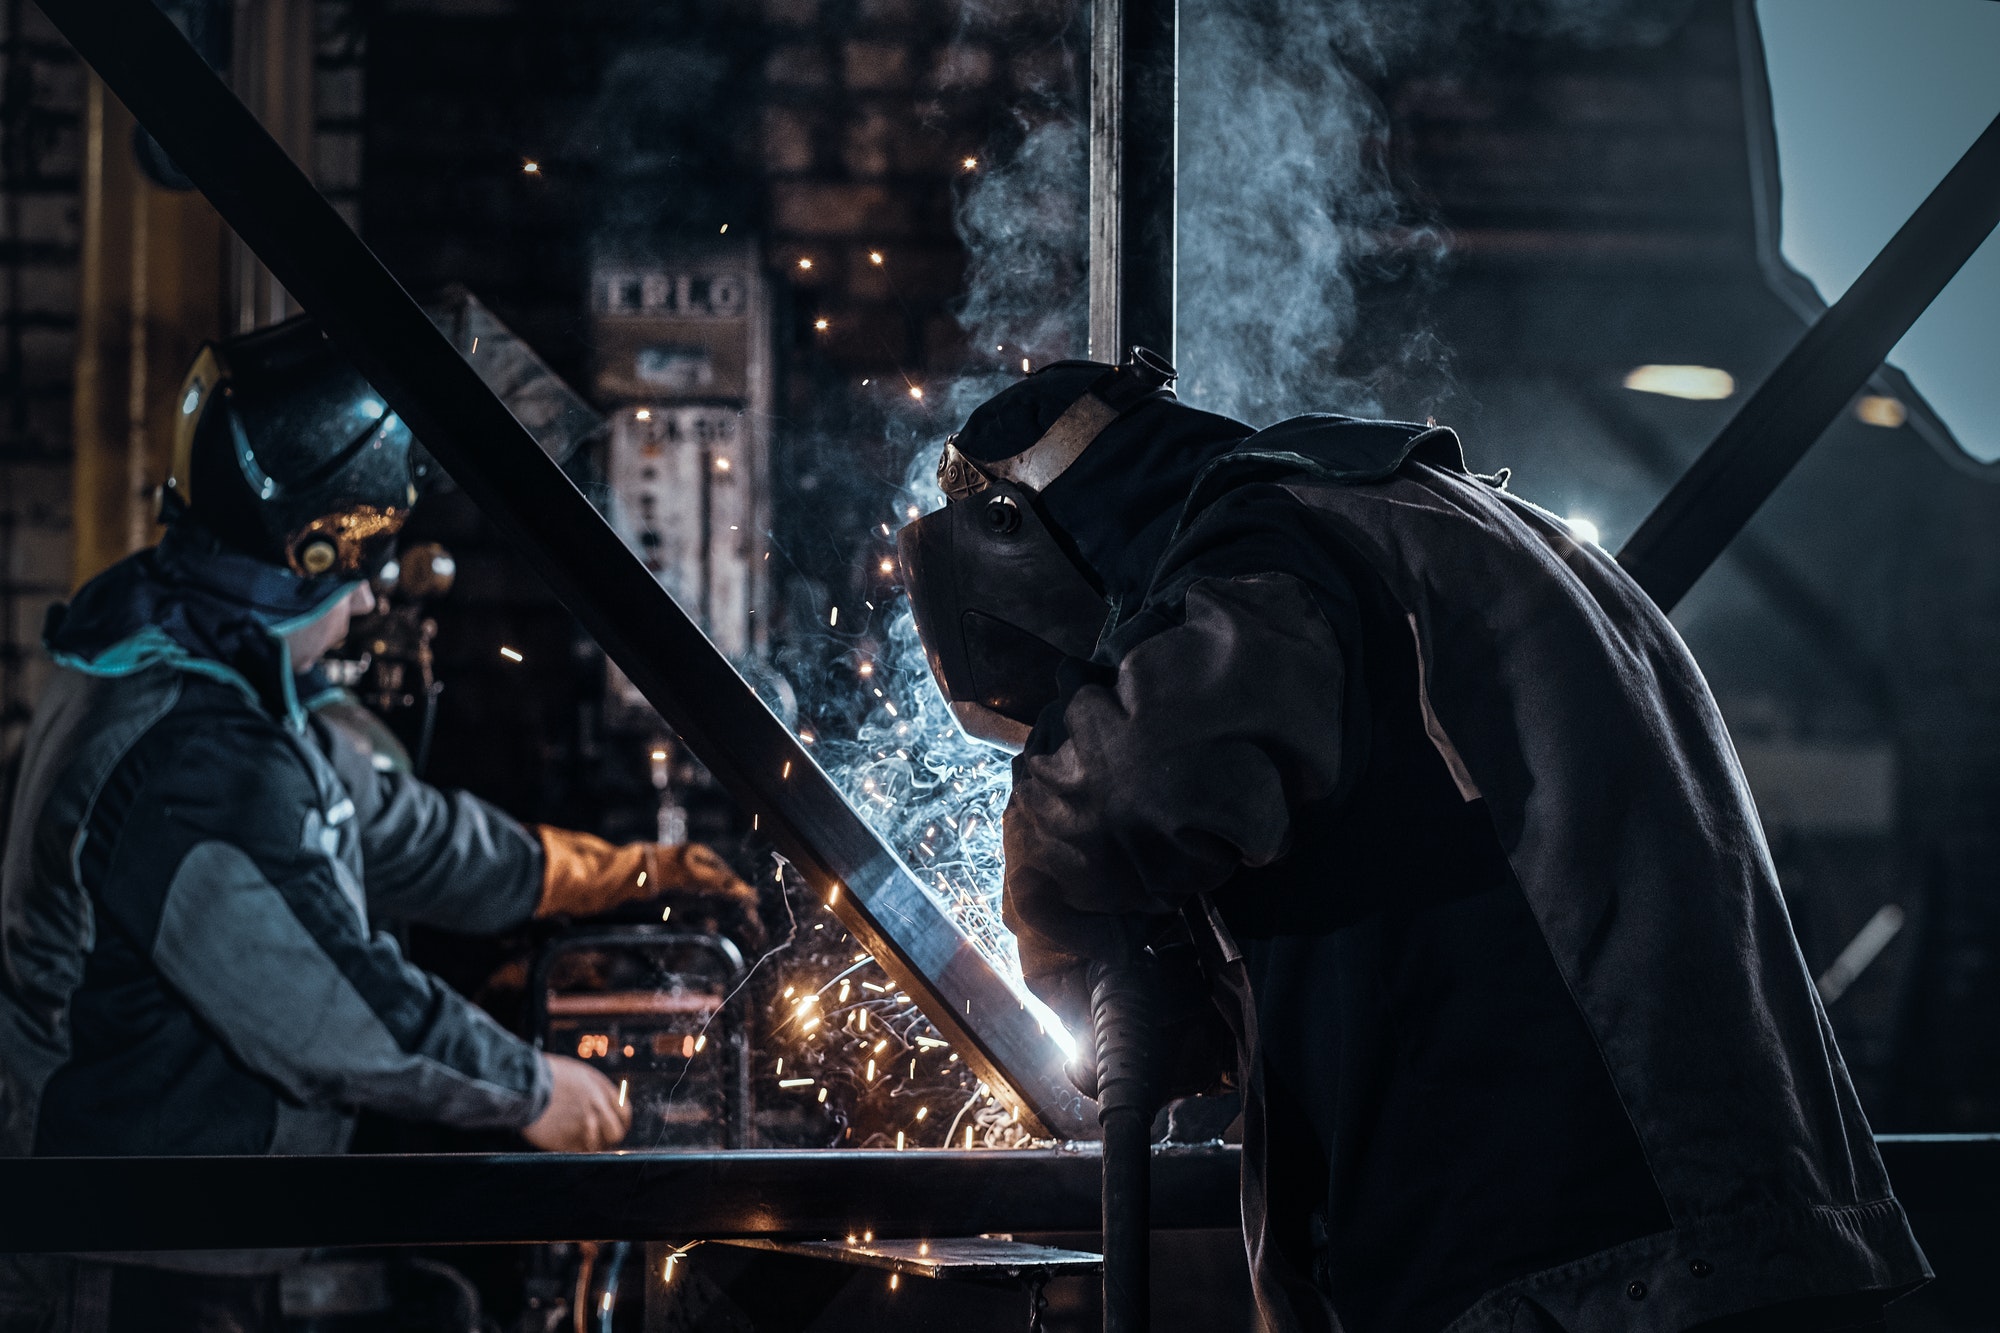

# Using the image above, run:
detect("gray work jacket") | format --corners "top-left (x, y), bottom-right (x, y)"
top-left (0, 651), bottom-right (550, 1175)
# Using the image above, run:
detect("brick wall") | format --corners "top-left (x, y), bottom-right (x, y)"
top-left (0, 0), bottom-right (80, 751)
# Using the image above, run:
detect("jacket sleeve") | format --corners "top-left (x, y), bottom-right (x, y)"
top-left (1002, 485), bottom-right (1360, 970)
top-left (84, 712), bottom-right (550, 1130)
top-left (314, 711), bottom-right (544, 933)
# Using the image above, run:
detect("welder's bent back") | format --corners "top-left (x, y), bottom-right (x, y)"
top-left (1001, 415), bottom-right (1930, 1333)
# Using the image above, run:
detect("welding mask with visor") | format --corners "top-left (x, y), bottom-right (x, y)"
top-left (164, 314), bottom-right (433, 580)
top-left (897, 350), bottom-right (1177, 751)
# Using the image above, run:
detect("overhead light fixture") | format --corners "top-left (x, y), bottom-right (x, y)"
top-left (1623, 365), bottom-right (1735, 401)
top-left (1855, 395), bottom-right (1907, 429)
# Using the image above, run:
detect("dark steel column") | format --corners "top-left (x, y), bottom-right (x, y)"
top-left (1088, 9), bottom-right (1178, 1315)
top-left (35, 0), bottom-right (1091, 1140)
top-left (1619, 110), bottom-right (2000, 610)
top-left (1089, 0), bottom-right (1177, 362)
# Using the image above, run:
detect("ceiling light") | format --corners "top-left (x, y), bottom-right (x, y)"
top-left (1623, 365), bottom-right (1735, 400)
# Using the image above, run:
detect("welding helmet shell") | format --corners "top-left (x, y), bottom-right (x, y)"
top-left (164, 314), bottom-right (431, 579)
top-left (897, 349), bottom-right (1178, 750)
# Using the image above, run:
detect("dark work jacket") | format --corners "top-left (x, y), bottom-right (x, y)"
top-left (1003, 418), bottom-right (1929, 1333)
top-left (0, 546), bottom-right (548, 1273)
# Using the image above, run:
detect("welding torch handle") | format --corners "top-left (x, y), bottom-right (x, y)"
top-left (1090, 956), bottom-right (1164, 1333)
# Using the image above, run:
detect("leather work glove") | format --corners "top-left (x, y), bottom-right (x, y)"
top-left (532, 826), bottom-right (764, 946)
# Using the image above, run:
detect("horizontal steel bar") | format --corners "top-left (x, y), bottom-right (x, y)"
top-left (35, 0), bottom-right (1089, 1138)
top-left (0, 1138), bottom-right (1990, 1253)
top-left (1618, 109), bottom-right (2000, 610)
top-left (0, 1148), bottom-right (1242, 1253)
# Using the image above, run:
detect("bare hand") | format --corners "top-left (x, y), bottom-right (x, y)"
top-left (522, 1055), bottom-right (632, 1153)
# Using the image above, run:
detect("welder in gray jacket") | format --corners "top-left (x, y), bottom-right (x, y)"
top-left (897, 354), bottom-right (1929, 1333)
top-left (0, 318), bottom-right (760, 1325)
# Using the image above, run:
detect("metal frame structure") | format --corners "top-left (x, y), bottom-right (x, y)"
top-left (8, 0), bottom-right (2000, 1273)
top-left (29, 0), bottom-right (1091, 1142)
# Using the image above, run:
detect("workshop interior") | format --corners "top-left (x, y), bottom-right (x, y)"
top-left (1, 0), bottom-right (1998, 1329)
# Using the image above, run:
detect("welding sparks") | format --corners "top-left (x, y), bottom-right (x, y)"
top-left (635, 408), bottom-right (651, 421)
top-left (797, 257), bottom-right (814, 270)
top-left (498, 646), bottom-right (523, 662)
top-left (869, 251), bottom-right (884, 265)
top-left (962, 156), bottom-right (978, 171)
top-left (829, 606), bottom-right (839, 627)
top-left (714, 456), bottom-right (732, 472)
top-left (907, 386), bottom-right (924, 401)
top-left (719, 223), bottom-right (729, 234)
top-left (779, 1077), bottom-right (813, 1088)
top-left (878, 558), bottom-right (895, 574)
top-left (661, 905), bottom-right (672, 921)
top-left (521, 159), bottom-right (540, 175)
top-left (618, 1079), bottom-right (628, 1107)
top-left (814, 317), bottom-right (829, 331)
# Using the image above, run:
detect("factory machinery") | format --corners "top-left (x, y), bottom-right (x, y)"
top-left (6, 0), bottom-right (2000, 1329)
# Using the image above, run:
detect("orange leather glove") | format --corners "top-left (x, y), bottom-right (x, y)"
top-left (532, 826), bottom-right (763, 944)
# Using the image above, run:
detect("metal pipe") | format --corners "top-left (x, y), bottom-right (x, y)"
top-left (1089, 0), bottom-right (1177, 361)
top-left (0, 1147), bottom-right (1244, 1253)
top-left (1090, 957), bottom-right (1167, 1333)
top-left (1618, 110), bottom-right (2000, 610)
top-left (34, 0), bottom-right (1091, 1140)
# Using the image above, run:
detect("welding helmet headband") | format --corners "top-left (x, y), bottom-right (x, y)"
top-left (163, 314), bottom-right (433, 579)
top-left (897, 349), bottom-right (1176, 750)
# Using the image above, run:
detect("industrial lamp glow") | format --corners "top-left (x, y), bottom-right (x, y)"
top-left (1623, 365), bottom-right (1737, 400)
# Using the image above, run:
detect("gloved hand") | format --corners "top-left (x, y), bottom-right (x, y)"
top-left (532, 826), bottom-right (764, 945)
top-left (1005, 890), bottom-right (1234, 1106)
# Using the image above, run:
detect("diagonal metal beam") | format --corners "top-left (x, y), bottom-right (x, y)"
top-left (1619, 110), bottom-right (2000, 610)
top-left (35, 0), bottom-right (1089, 1139)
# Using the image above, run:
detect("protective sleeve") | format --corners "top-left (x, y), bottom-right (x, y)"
top-left (1003, 484), bottom-right (1361, 972)
top-left (81, 711), bottom-right (551, 1130)
top-left (314, 713), bottom-right (544, 933)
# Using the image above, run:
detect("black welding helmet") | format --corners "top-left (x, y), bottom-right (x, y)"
top-left (897, 349), bottom-right (1185, 751)
top-left (163, 314), bottom-right (432, 579)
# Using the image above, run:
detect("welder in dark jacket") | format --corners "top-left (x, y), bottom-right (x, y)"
top-left (0, 318), bottom-right (759, 1329)
top-left (897, 355), bottom-right (1929, 1333)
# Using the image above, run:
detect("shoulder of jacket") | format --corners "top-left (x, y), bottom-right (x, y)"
top-left (121, 677), bottom-right (321, 801)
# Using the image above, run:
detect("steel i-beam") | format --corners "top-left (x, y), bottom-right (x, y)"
top-left (34, 0), bottom-right (1092, 1140)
